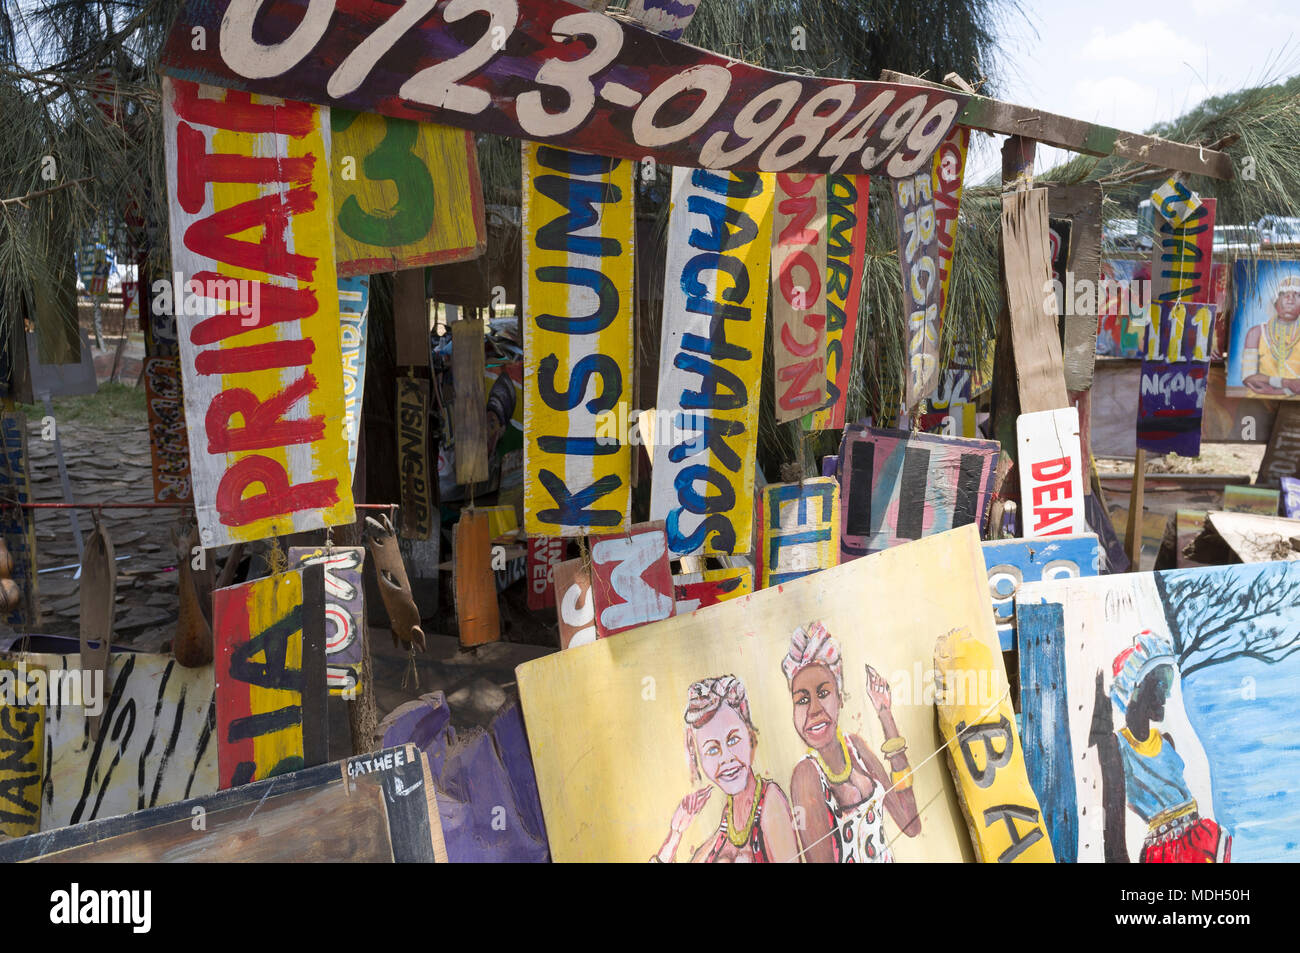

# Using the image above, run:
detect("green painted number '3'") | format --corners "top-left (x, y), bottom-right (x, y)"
top-left (333, 109), bottom-right (436, 246)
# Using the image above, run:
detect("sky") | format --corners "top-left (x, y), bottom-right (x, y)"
top-left (965, 0), bottom-right (1300, 182)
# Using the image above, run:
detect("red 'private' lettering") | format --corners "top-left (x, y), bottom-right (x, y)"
top-left (1030, 457), bottom-right (1071, 482)
top-left (206, 373), bottom-right (323, 452)
top-left (176, 122), bottom-right (315, 215)
top-left (183, 187), bottom-right (320, 281)
top-left (216, 455), bottom-right (338, 526)
top-left (190, 276), bottom-right (318, 346)
top-left (196, 339), bottom-right (315, 376)
top-left (170, 79), bottom-right (314, 138)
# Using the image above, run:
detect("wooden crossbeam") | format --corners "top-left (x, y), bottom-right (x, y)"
top-left (880, 70), bottom-right (1234, 180)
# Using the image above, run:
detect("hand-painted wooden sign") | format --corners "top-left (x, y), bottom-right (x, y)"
top-left (672, 566), bottom-right (754, 614)
top-left (522, 142), bottom-right (633, 536)
top-left (623, 0), bottom-right (701, 39)
top-left (920, 345), bottom-right (979, 437)
top-left (338, 275), bottom-right (369, 475)
top-left (330, 109), bottom-right (485, 275)
top-left (756, 478), bottom-right (839, 588)
top-left (9, 652), bottom-right (218, 832)
top-left (1017, 407), bottom-right (1086, 539)
top-left (526, 535), bottom-right (569, 611)
top-left (932, 124), bottom-right (968, 328)
top-left (1226, 259), bottom-right (1300, 400)
top-left (1152, 176), bottom-right (1203, 229)
top-left (806, 174), bottom-right (868, 430)
top-left (652, 167), bottom-right (774, 557)
top-left (214, 567), bottom-right (328, 789)
top-left (397, 377), bottom-right (434, 540)
top-left (935, 628), bottom-right (1055, 862)
top-left (1222, 484), bottom-right (1280, 516)
top-left (160, 0), bottom-right (967, 178)
top-left (143, 357), bottom-right (193, 503)
top-left (981, 534), bottom-right (1100, 652)
top-left (838, 425), bottom-right (998, 560)
top-left (289, 545), bottom-right (365, 696)
top-left (162, 78), bottom-right (354, 548)
top-left (552, 556), bottom-right (595, 649)
top-left (0, 744), bottom-right (447, 863)
top-left (516, 524), bottom-right (1002, 862)
top-left (454, 509), bottom-right (501, 647)
top-left (771, 174), bottom-right (827, 423)
top-left (1018, 562), bottom-right (1300, 862)
top-left (895, 166), bottom-right (941, 409)
top-left (1282, 477), bottom-right (1300, 519)
top-left (0, 413), bottom-right (38, 626)
top-left (1137, 302), bottom-right (1213, 457)
top-left (589, 522), bottom-right (675, 638)
top-left (0, 660), bottom-right (43, 839)
top-left (1150, 197), bottom-right (1215, 316)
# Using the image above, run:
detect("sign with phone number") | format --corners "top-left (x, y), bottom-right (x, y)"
top-left (161, 0), bottom-right (968, 177)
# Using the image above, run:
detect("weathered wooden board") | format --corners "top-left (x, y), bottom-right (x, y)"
top-left (1258, 402), bottom-right (1300, 487)
top-left (896, 165), bottom-right (942, 410)
top-left (1175, 509), bottom-right (1210, 569)
top-left (393, 267), bottom-right (429, 367)
top-left (1, 652), bottom-right (218, 833)
top-left (0, 413), bottom-right (38, 626)
top-left (0, 660), bottom-right (43, 839)
top-left (160, 0), bottom-right (968, 178)
top-left (981, 534), bottom-right (1100, 652)
top-left (1222, 484), bottom-right (1280, 516)
top-left (1227, 259), bottom-right (1300, 399)
top-left (213, 567), bottom-right (328, 789)
top-left (1002, 188), bottom-right (1070, 413)
top-left (1150, 196), bottom-right (1215, 316)
top-left (672, 566), bottom-right (754, 614)
top-left (652, 167), bottom-right (774, 557)
top-left (935, 628), bottom-right (1054, 862)
top-left (589, 522), bottom-right (675, 638)
top-left (756, 478), bottom-right (839, 588)
top-left (1018, 408), bottom-right (1086, 538)
top-left (338, 275), bottom-right (369, 475)
top-left (805, 174), bottom-right (868, 430)
top-left (838, 425), bottom-right (998, 560)
top-left (516, 524), bottom-right (1001, 862)
top-left (330, 109), bottom-right (485, 275)
top-left (397, 377), bottom-right (435, 539)
top-left (526, 535), bottom-right (569, 611)
top-left (1137, 302), bottom-right (1213, 457)
top-left (0, 744), bottom-right (447, 863)
top-left (1048, 182), bottom-right (1102, 392)
top-left (522, 143), bottom-right (634, 536)
top-left (288, 546), bottom-right (365, 696)
top-left (1019, 562), bottom-right (1300, 862)
top-left (453, 510), bottom-right (501, 647)
top-left (1201, 511), bottom-right (1300, 563)
top-left (143, 357), bottom-right (194, 503)
top-left (553, 556), bottom-right (596, 649)
top-left (771, 173), bottom-right (827, 423)
top-left (1152, 177), bottom-right (1204, 227)
top-left (452, 320), bottom-right (490, 485)
top-left (162, 78), bottom-right (354, 548)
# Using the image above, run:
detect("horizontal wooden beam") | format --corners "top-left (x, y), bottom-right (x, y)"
top-left (880, 70), bottom-right (1234, 181)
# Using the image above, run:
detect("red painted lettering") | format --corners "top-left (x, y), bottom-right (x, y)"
top-left (1030, 457), bottom-right (1071, 482)
top-left (183, 187), bottom-right (320, 281)
top-left (195, 339), bottom-right (315, 375)
top-left (779, 250), bottom-right (823, 305)
top-left (216, 455), bottom-right (338, 527)
top-left (1032, 508), bottom-right (1073, 535)
top-left (190, 275), bottom-right (318, 346)
top-left (176, 122), bottom-right (315, 215)
top-left (1032, 480), bottom-right (1071, 508)
top-left (170, 79), bottom-right (314, 138)
top-left (206, 372), bottom-right (324, 452)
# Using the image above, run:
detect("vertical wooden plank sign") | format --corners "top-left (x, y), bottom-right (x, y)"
top-left (330, 109), bottom-right (485, 276)
top-left (162, 78), bottom-right (354, 548)
top-left (453, 509), bottom-right (500, 648)
top-left (338, 275), bottom-right (369, 476)
top-left (1137, 302), bottom-right (1213, 457)
top-left (521, 143), bottom-right (634, 536)
top-left (0, 412), bottom-right (38, 625)
top-left (806, 174), bottom-right (869, 430)
top-left (589, 522), bottom-right (675, 638)
top-left (756, 478), bottom-right (839, 588)
top-left (0, 660), bottom-right (43, 838)
top-left (143, 357), bottom-right (193, 502)
top-left (771, 174), bottom-right (827, 423)
top-left (397, 377), bottom-right (434, 539)
top-left (896, 166), bottom-right (942, 410)
top-left (526, 535), bottom-right (567, 611)
top-left (1002, 188), bottom-right (1070, 414)
top-left (932, 125), bottom-right (969, 329)
top-left (1151, 196), bottom-right (1216, 315)
top-left (289, 546), bottom-right (366, 696)
top-left (552, 557), bottom-right (595, 649)
top-left (1017, 408), bottom-right (1086, 538)
top-left (214, 566), bottom-right (328, 789)
top-left (452, 320), bottom-right (489, 486)
top-left (672, 566), bottom-right (754, 614)
top-left (652, 167), bottom-right (775, 557)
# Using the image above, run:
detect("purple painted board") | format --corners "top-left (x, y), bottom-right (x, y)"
top-left (821, 455), bottom-right (838, 478)
top-left (289, 545), bottom-right (365, 696)
top-left (1283, 477), bottom-right (1300, 519)
top-left (837, 424), bottom-right (998, 560)
top-left (1136, 302), bottom-right (1213, 457)
top-left (159, 0), bottom-right (967, 178)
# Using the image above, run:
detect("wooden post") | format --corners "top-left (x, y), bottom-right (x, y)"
top-left (454, 508), bottom-right (500, 647)
top-left (393, 268), bottom-right (430, 367)
top-left (452, 319), bottom-right (489, 486)
top-left (1124, 449), bottom-right (1147, 570)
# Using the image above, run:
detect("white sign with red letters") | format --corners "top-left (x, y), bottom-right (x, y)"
top-left (1017, 407), bottom-right (1086, 538)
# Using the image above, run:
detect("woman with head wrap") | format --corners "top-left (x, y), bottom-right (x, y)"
top-left (1091, 630), bottom-right (1231, 863)
top-left (782, 622), bottom-right (921, 862)
top-left (651, 675), bottom-right (799, 862)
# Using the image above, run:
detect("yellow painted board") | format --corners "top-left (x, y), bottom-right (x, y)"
top-left (0, 659), bottom-right (43, 838)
